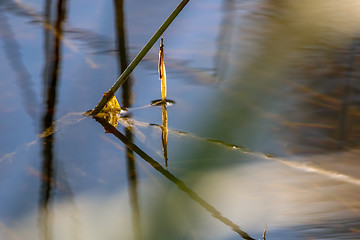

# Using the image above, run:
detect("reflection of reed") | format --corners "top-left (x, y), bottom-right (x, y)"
top-left (39, 1), bottom-right (68, 240)
top-left (94, 117), bottom-right (255, 240)
top-left (161, 104), bottom-right (169, 167)
top-left (42, 0), bottom-right (52, 95)
top-left (0, 10), bottom-right (39, 123)
top-left (338, 39), bottom-right (359, 148)
top-left (215, 0), bottom-right (236, 81)
top-left (114, 0), bottom-right (133, 108)
top-left (114, 0), bottom-right (141, 239)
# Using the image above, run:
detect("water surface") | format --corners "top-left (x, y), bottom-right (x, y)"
top-left (1, 0), bottom-right (360, 239)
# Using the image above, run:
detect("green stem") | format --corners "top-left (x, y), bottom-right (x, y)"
top-left (90, 0), bottom-right (190, 115)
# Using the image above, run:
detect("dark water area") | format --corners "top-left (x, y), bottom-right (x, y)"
top-left (1, 0), bottom-right (360, 239)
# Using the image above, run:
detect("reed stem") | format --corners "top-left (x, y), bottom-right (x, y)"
top-left (159, 37), bottom-right (167, 100)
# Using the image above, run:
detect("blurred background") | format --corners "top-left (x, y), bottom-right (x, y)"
top-left (1, 0), bottom-right (360, 239)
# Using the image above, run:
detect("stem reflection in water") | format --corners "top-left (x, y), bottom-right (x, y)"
top-left (161, 104), bottom-right (169, 167)
top-left (39, 1), bottom-right (68, 240)
top-left (0, 10), bottom-right (39, 124)
top-left (114, 0), bottom-right (141, 239)
top-left (94, 116), bottom-right (256, 240)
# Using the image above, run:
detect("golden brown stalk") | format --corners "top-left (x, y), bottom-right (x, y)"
top-left (159, 37), bottom-right (167, 100)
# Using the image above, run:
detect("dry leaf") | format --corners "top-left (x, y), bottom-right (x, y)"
top-left (103, 95), bottom-right (121, 112)
top-left (95, 95), bottom-right (121, 133)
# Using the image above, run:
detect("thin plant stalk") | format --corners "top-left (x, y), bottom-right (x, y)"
top-left (90, 0), bottom-right (190, 115)
top-left (159, 37), bottom-right (167, 100)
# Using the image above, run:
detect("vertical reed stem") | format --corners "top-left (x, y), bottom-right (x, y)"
top-left (159, 37), bottom-right (167, 100)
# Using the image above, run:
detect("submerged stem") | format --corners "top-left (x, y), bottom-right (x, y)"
top-left (90, 0), bottom-right (190, 115)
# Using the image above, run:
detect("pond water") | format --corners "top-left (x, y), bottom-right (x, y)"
top-left (1, 0), bottom-right (360, 239)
